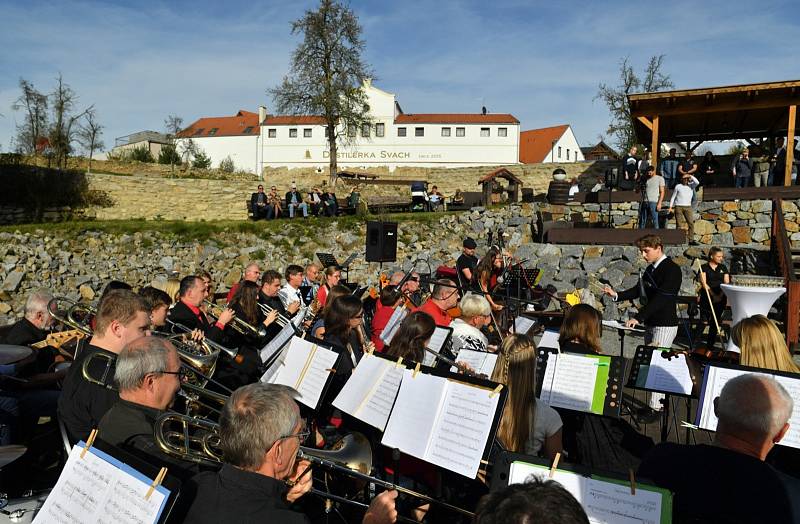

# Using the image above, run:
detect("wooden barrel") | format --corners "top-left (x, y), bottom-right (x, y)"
top-left (548, 180), bottom-right (571, 205)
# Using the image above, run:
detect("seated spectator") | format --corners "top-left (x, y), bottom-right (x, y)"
top-left (321, 187), bottom-right (338, 216)
top-left (452, 188), bottom-right (464, 205)
top-left (568, 178), bottom-right (580, 198)
top-left (590, 176), bottom-right (604, 193)
top-left (347, 185), bottom-right (361, 212)
top-left (250, 184), bottom-right (270, 220)
top-left (474, 476), bottom-right (589, 524)
top-left (307, 187), bottom-right (323, 216)
top-left (638, 373), bottom-right (800, 523)
top-left (285, 182), bottom-right (308, 218)
top-left (428, 185), bottom-right (444, 211)
top-left (268, 185), bottom-right (283, 218)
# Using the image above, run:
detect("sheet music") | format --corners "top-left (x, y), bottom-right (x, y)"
top-left (507, 462), bottom-right (667, 524)
top-left (268, 337), bottom-right (338, 409)
top-left (643, 350), bottom-right (694, 395)
top-left (380, 307), bottom-right (408, 345)
top-left (333, 354), bottom-right (404, 430)
top-left (425, 380), bottom-right (500, 478)
top-left (382, 370), bottom-right (447, 460)
top-left (259, 346), bottom-right (287, 384)
top-left (697, 365), bottom-right (800, 449)
top-left (428, 327), bottom-right (450, 353)
top-left (602, 320), bottom-right (645, 332)
top-left (585, 478), bottom-right (663, 524)
top-left (537, 329), bottom-right (560, 350)
top-left (451, 349), bottom-right (498, 377)
top-left (34, 444), bottom-right (166, 524)
top-left (259, 321), bottom-right (295, 363)
top-left (513, 316), bottom-right (536, 335)
top-left (540, 353), bottom-right (599, 412)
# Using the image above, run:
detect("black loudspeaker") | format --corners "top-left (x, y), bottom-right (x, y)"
top-left (365, 221), bottom-right (397, 262)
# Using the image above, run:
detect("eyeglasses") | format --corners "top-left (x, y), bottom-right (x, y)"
top-left (278, 427), bottom-right (310, 443)
top-left (159, 369), bottom-right (189, 381)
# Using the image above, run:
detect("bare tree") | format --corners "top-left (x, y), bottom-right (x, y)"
top-left (596, 55), bottom-right (673, 152)
top-left (164, 114), bottom-right (184, 176)
top-left (49, 74), bottom-right (93, 168)
top-left (11, 78), bottom-right (49, 155)
top-left (76, 108), bottom-right (105, 173)
top-left (270, 0), bottom-right (373, 185)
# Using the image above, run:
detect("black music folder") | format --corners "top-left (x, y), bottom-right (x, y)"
top-left (626, 345), bottom-right (702, 398)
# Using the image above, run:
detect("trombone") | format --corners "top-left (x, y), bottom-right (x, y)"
top-left (47, 297), bottom-right (94, 337)
top-left (203, 300), bottom-right (268, 339)
top-left (151, 415), bottom-right (475, 520)
top-left (165, 319), bottom-right (241, 364)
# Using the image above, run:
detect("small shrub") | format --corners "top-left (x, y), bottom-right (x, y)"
top-left (158, 145), bottom-right (181, 165)
top-left (219, 156), bottom-right (235, 173)
top-left (192, 150), bottom-right (212, 169)
top-left (129, 146), bottom-right (155, 163)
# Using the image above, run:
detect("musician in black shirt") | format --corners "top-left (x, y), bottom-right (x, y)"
top-left (695, 246), bottom-right (730, 350)
top-left (182, 383), bottom-right (397, 524)
top-left (639, 374), bottom-right (800, 523)
top-left (168, 276), bottom-right (232, 342)
top-left (58, 290), bottom-right (150, 444)
top-left (98, 336), bottom-right (198, 480)
top-left (455, 237), bottom-right (479, 291)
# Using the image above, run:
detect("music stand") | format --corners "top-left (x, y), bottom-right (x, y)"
top-left (316, 252), bottom-right (340, 268)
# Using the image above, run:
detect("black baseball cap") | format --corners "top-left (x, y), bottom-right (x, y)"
top-left (463, 237), bottom-right (477, 249)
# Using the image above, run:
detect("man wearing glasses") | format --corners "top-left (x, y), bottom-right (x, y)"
top-left (97, 336), bottom-right (198, 480)
top-left (250, 184), bottom-right (270, 220)
top-left (415, 279), bottom-right (459, 327)
top-left (183, 383), bottom-right (398, 523)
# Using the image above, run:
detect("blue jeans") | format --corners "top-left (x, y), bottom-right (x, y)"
top-left (735, 176), bottom-right (750, 188)
top-left (639, 201), bottom-right (659, 229)
top-left (288, 202), bottom-right (308, 218)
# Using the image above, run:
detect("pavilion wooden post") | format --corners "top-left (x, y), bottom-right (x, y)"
top-left (786, 105), bottom-right (796, 187)
top-left (651, 115), bottom-right (660, 169)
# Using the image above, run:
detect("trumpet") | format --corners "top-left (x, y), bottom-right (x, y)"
top-left (166, 320), bottom-right (241, 364)
top-left (47, 297), bottom-right (94, 337)
top-left (256, 302), bottom-right (291, 328)
top-left (203, 300), bottom-right (268, 339)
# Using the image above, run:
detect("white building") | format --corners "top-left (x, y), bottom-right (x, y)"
top-left (519, 124), bottom-right (585, 164)
top-left (178, 110), bottom-right (261, 173)
top-left (179, 81), bottom-right (520, 174)
top-left (260, 81), bottom-right (520, 171)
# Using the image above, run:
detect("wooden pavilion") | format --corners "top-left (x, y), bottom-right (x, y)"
top-left (629, 80), bottom-right (799, 185)
top-left (478, 168), bottom-right (522, 205)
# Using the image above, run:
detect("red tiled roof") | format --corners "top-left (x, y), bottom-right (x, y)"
top-left (395, 113), bottom-right (519, 124)
top-left (179, 110), bottom-right (260, 138)
top-left (478, 167), bottom-right (523, 185)
top-left (262, 115), bottom-right (327, 126)
top-left (519, 125), bottom-right (569, 163)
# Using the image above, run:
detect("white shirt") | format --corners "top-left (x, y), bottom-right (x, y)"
top-left (450, 318), bottom-right (488, 357)
top-left (278, 283), bottom-right (302, 310)
top-left (669, 176), bottom-right (699, 208)
top-left (525, 402), bottom-right (563, 456)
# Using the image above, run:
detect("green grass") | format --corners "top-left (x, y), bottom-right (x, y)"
top-left (0, 211), bottom-right (461, 242)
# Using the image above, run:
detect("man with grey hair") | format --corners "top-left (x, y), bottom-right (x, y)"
top-left (97, 336), bottom-right (196, 478)
top-left (639, 373), bottom-right (800, 523)
top-left (450, 293), bottom-right (491, 357)
top-left (4, 288), bottom-right (55, 346)
top-left (183, 382), bottom-right (398, 523)
top-left (226, 261), bottom-right (262, 302)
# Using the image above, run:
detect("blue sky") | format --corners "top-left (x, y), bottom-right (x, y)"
top-left (1, 0), bottom-right (798, 154)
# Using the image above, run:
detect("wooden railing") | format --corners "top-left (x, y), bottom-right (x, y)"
top-left (771, 198), bottom-right (800, 353)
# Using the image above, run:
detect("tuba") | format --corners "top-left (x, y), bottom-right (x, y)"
top-left (154, 412), bottom-right (224, 468)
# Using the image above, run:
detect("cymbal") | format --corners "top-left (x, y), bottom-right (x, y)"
top-left (0, 445), bottom-right (26, 468)
top-left (0, 345), bottom-right (33, 365)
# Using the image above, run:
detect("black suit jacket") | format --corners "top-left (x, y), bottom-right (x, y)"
top-left (285, 190), bottom-right (304, 207)
top-left (250, 192), bottom-right (267, 209)
top-left (617, 257), bottom-right (681, 326)
top-left (167, 300), bottom-right (224, 343)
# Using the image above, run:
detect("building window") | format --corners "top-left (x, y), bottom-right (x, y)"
top-left (415, 127), bottom-right (424, 137)
top-left (243, 126), bottom-right (254, 134)
top-left (567, 149), bottom-right (570, 160)
top-left (303, 128), bottom-right (312, 138)
top-left (289, 128), bottom-right (298, 138)
top-left (558, 146), bottom-right (562, 158)
top-left (441, 127), bottom-right (451, 137)
top-left (498, 127), bottom-right (507, 137)
top-left (480, 128), bottom-right (490, 137)
top-left (376, 123), bottom-right (385, 137)
top-left (456, 127), bottom-right (465, 137)
top-left (192, 128), bottom-right (204, 136)
top-left (208, 128), bottom-right (219, 136)
top-left (361, 124), bottom-right (370, 137)
top-left (348, 125), bottom-right (356, 137)
top-left (268, 129), bottom-right (276, 138)
top-left (397, 127), bottom-right (407, 137)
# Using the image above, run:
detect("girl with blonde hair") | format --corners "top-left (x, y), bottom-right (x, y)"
top-left (491, 334), bottom-right (562, 459)
top-left (732, 315), bottom-right (800, 373)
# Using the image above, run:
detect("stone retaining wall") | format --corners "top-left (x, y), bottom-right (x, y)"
top-left (537, 199), bottom-right (797, 246)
